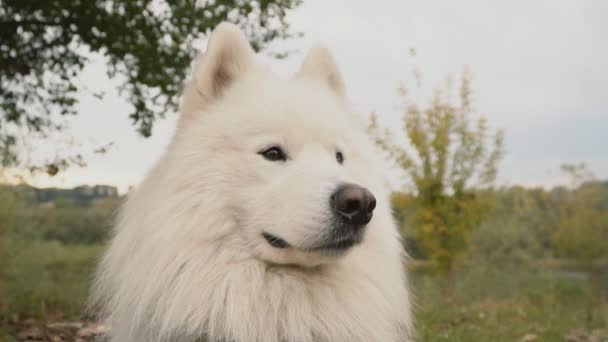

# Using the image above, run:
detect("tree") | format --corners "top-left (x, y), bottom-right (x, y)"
top-left (0, 0), bottom-right (301, 173)
top-left (370, 70), bottom-right (505, 274)
top-left (552, 163), bottom-right (608, 324)
top-left (553, 163), bottom-right (608, 262)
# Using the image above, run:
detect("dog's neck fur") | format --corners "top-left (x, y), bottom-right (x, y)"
top-left (162, 241), bottom-right (410, 342)
top-left (96, 189), bottom-right (411, 342)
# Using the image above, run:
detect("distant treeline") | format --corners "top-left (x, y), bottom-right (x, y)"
top-left (1, 184), bottom-right (121, 245)
top-left (394, 180), bottom-right (608, 264)
top-left (0, 184), bottom-right (120, 208)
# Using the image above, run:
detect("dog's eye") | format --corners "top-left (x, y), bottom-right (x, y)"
top-left (336, 151), bottom-right (344, 164)
top-left (259, 146), bottom-right (286, 162)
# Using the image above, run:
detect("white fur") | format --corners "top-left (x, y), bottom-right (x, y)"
top-left (92, 23), bottom-right (413, 342)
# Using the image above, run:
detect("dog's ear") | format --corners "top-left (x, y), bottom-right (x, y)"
top-left (295, 45), bottom-right (346, 97)
top-left (192, 23), bottom-right (255, 104)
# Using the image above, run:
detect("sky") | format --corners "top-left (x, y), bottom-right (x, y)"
top-left (26, 0), bottom-right (608, 193)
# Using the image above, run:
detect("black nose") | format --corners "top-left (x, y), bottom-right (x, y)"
top-left (330, 183), bottom-right (376, 227)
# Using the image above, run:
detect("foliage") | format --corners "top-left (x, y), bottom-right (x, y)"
top-left (553, 164), bottom-right (608, 262)
top-left (0, 0), bottom-right (302, 172)
top-left (0, 183), bottom-right (120, 244)
top-left (36, 200), bottom-right (118, 245)
top-left (393, 177), bottom-right (608, 270)
top-left (466, 186), bottom-right (556, 268)
top-left (372, 71), bottom-right (505, 273)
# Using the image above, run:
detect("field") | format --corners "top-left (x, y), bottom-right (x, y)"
top-left (1, 242), bottom-right (606, 341)
top-left (412, 266), bottom-right (608, 341)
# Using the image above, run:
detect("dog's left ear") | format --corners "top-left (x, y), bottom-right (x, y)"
top-left (192, 23), bottom-right (255, 105)
top-left (295, 45), bottom-right (346, 98)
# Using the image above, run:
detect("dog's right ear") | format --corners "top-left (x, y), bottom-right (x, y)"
top-left (295, 45), bottom-right (346, 98)
top-left (191, 23), bottom-right (255, 105)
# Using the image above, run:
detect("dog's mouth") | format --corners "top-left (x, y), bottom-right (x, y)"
top-left (308, 226), bottom-right (366, 252)
top-left (308, 237), bottom-right (357, 251)
top-left (262, 231), bottom-right (363, 252)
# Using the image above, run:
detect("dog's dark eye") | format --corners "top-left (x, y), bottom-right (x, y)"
top-left (336, 151), bottom-right (344, 164)
top-left (259, 146), bottom-right (286, 162)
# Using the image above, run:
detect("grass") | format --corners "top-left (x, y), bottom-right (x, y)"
top-left (411, 266), bottom-right (608, 341)
top-left (0, 240), bottom-right (103, 320)
top-left (416, 296), bottom-right (607, 341)
top-left (0, 242), bottom-right (607, 341)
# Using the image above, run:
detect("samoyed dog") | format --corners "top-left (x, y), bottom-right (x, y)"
top-left (92, 23), bottom-right (412, 342)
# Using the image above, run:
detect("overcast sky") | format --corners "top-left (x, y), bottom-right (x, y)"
top-left (27, 0), bottom-right (608, 193)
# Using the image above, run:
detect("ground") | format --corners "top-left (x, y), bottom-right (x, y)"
top-left (1, 317), bottom-right (106, 341)
top-left (1, 244), bottom-right (606, 341)
top-left (2, 300), bottom-right (607, 342)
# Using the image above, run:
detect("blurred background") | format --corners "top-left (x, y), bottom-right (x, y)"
top-left (1, 1), bottom-right (607, 341)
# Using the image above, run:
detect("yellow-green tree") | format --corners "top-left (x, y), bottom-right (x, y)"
top-left (370, 71), bottom-right (504, 273)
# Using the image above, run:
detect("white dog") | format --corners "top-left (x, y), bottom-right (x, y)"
top-left (92, 22), bottom-right (412, 342)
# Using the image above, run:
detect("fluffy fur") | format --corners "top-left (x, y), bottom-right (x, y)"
top-left (91, 23), bottom-right (413, 342)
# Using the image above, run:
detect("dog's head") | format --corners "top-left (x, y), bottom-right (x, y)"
top-left (175, 23), bottom-right (391, 267)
